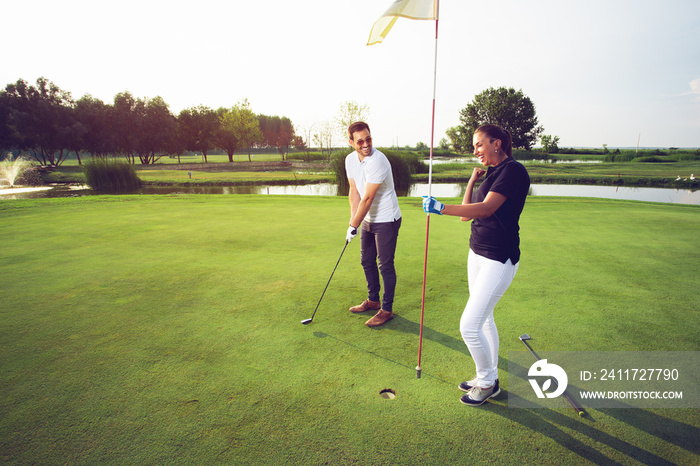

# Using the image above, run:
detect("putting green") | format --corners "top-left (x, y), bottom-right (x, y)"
top-left (0, 195), bottom-right (698, 464)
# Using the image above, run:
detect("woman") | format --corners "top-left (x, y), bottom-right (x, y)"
top-left (423, 124), bottom-right (530, 406)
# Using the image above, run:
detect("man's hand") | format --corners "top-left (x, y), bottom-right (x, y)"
top-left (422, 196), bottom-right (444, 215)
top-left (346, 225), bottom-right (358, 242)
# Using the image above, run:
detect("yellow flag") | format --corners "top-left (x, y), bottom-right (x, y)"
top-left (367, 0), bottom-right (438, 45)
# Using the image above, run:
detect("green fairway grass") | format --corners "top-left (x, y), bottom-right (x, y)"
top-left (0, 195), bottom-right (698, 464)
top-left (137, 168), bottom-right (330, 186)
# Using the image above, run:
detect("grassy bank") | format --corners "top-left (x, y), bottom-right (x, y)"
top-left (40, 157), bottom-right (700, 189)
top-left (0, 195), bottom-right (698, 464)
top-left (419, 160), bottom-right (700, 188)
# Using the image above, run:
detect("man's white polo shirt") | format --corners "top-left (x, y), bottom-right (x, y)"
top-left (345, 148), bottom-right (401, 223)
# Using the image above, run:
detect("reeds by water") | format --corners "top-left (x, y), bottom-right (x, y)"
top-left (83, 158), bottom-right (142, 192)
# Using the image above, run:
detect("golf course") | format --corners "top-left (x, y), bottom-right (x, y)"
top-left (1, 192), bottom-right (698, 464)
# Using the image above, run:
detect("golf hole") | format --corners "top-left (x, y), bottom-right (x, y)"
top-left (379, 389), bottom-right (396, 400)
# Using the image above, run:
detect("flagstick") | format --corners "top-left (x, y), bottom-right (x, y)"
top-left (417, 4), bottom-right (440, 379)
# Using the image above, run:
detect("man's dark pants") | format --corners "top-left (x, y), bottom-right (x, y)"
top-left (360, 217), bottom-right (402, 312)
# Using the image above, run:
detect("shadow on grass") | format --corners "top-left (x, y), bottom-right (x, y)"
top-left (312, 314), bottom-right (472, 383)
top-left (494, 358), bottom-right (699, 464)
top-left (313, 330), bottom-right (452, 384)
top-left (384, 315), bottom-right (470, 356)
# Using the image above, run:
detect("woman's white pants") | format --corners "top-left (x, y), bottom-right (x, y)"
top-left (460, 249), bottom-right (519, 389)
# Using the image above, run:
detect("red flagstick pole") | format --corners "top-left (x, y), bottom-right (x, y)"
top-left (417, 2), bottom-right (440, 379)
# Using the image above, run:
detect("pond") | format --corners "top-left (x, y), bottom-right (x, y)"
top-left (1, 183), bottom-right (698, 205)
top-left (425, 158), bottom-right (602, 165)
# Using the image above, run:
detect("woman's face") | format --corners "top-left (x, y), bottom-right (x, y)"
top-left (472, 131), bottom-right (502, 166)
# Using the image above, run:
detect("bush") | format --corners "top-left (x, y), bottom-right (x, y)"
top-left (286, 152), bottom-right (328, 162)
top-left (330, 148), bottom-right (424, 196)
top-left (416, 149), bottom-right (460, 158)
top-left (83, 158), bottom-right (142, 192)
top-left (605, 149), bottom-right (699, 162)
top-left (14, 167), bottom-right (44, 186)
top-left (668, 152), bottom-right (700, 161)
top-left (330, 151), bottom-right (349, 194)
top-left (604, 151), bottom-right (637, 162)
top-left (632, 156), bottom-right (671, 163)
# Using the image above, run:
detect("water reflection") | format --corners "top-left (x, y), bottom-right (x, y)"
top-left (1, 183), bottom-right (698, 205)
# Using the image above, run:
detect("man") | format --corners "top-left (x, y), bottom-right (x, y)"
top-left (345, 121), bottom-right (402, 327)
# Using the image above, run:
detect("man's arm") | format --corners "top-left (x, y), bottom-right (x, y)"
top-left (348, 178), bottom-right (361, 220)
top-left (349, 182), bottom-right (380, 228)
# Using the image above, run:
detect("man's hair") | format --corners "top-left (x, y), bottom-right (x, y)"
top-left (348, 121), bottom-right (370, 141)
top-left (476, 124), bottom-right (513, 157)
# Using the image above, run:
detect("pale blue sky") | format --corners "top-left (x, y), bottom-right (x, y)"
top-left (4, 0), bottom-right (699, 148)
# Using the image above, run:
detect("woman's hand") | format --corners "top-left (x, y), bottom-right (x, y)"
top-left (470, 167), bottom-right (486, 183)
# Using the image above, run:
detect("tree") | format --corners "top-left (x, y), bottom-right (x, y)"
top-left (445, 126), bottom-right (469, 154)
top-left (216, 107), bottom-right (240, 162)
top-left (540, 134), bottom-right (560, 153)
top-left (314, 121), bottom-right (335, 160)
top-left (74, 95), bottom-right (115, 159)
top-left (292, 135), bottom-right (306, 153)
top-left (112, 92), bottom-right (176, 164)
top-left (1, 77), bottom-right (76, 166)
top-left (257, 114), bottom-right (295, 160)
top-left (335, 101), bottom-right (370, 141)
top-left (229, 99), bottom-right (262, 162)
top-left (0, 92), bottom-right (17, 156)
top-left (136, 96), bottom-right (177, 164)
top-left (296, 121), bottom-right (315, 162)
top-left (451, 87), bottom-right (544, 153)
top-left (178, 105), bottom-right (219, 163)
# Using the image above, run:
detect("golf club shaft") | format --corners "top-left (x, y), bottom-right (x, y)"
top-left (306, 240), bottom-right (349, 323)
top-left (520, 338), bottom-right (585, 416)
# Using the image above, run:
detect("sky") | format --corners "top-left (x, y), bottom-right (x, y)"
top-left (3, 0), bottom-right (700, 149)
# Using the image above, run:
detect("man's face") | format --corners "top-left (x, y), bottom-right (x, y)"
top-left (350, 129), bottom-right (373, 159)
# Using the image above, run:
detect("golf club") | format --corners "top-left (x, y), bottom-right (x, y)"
top-left (519, 334), bottom-right (586, 417)
top-left (301, 240), bottom-right (349, 325)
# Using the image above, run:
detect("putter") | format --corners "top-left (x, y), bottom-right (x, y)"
top-left (519, 334), bottom-right (586, 417)
top-left (301, 240), bottom-right (349, 325)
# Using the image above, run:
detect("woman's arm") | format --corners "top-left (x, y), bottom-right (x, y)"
top-left (444, 191), bottom-right (507, 219)
top-left (461, 168), bottom-right (487, 221)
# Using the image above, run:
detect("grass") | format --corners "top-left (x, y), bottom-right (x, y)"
top-left (137, 169), bottom-right (330, 186)
top-left (0, 195), bottom-right (698, 464)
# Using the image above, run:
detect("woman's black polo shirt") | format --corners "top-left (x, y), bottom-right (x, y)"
top-left (470, 157), bottom-right (530, 264)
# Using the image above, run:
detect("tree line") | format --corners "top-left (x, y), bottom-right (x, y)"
top-left (0, 77), bottom-right (303, 166)
top-left (1, 77), bottom-right (551, 166)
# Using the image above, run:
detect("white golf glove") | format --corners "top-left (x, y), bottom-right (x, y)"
top-left (346, 225), bottom-right (358, 243)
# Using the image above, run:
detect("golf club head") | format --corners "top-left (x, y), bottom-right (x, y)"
top-left (519, 334), bottom-right (532, 341)
top-left (301, 318), bottom-right (313, 325)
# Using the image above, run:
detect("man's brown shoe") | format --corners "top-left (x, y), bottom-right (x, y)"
top-left (365, 309), bottom-right (394, 327)
top-left (349, 299), bottom-right (381, 313)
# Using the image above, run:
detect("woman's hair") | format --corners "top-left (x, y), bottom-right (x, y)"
top-left (476, 124), bottom-right (512, 157)
top-left (348, 121), bottom-right (370, 140)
